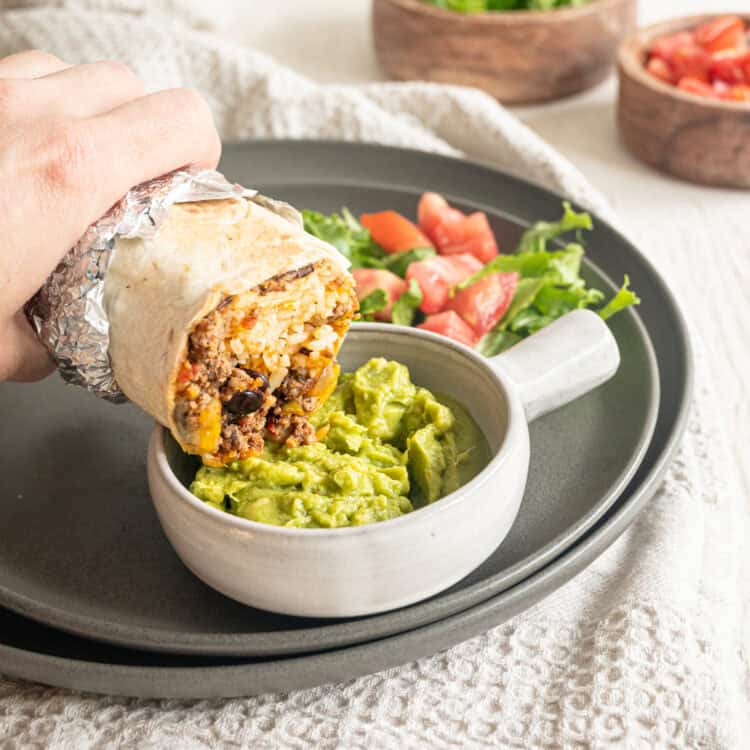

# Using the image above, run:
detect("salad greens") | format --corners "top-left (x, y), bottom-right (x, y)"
top-left (303, 201), bottom-right (639, 356)
top-left (302, 209), bottom-right (435, 278)
top-left (358, 289), bottom-right (388, 320)
top-left (465, 202), bottom-right (639, 355)
top-left (384, 247), bottom-right (435, 277)
top-left (424, 0), bottom-right (590, 12)
top-left (391, 280), bottom-right (423, 327)
top-left (302, 208), bottom-right (386, 269)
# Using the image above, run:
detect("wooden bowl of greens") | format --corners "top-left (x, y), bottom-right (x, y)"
top-left (372, 0), bottom-right (637, 104)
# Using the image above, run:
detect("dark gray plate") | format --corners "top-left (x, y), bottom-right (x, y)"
top-left (0, 309), bottom-right (690, 698)
top-left (0, 141), bottom-right (659, 657)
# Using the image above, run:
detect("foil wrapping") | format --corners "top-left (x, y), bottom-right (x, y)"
top-left (24, 169), bottom-right (302, 402)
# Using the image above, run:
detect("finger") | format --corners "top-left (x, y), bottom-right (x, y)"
top-left (0, 311), bottom-right (55, 383)
top-left (1, 88), bottom-right (221, 314)
top-left (32, 61), bottom-right (146, 118)
top-left (0, 49), bottom-right (70, 78)
top-left (85, 87), bottom-right (221, 213)
top-left (94, 87), bottom-right (222, 172)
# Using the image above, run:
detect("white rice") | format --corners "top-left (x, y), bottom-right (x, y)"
top-left (218, 261), bottom-right (353, 382)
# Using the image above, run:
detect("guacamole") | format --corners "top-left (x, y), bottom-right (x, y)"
top-left (190, 358), bottom-right (490, 528)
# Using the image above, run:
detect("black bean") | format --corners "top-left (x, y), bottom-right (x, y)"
top-left (226, 390), bottom-right (264, 416)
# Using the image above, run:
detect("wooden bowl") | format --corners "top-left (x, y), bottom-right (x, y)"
top-left (372, 0), bottom-right (637, 105)
top-left (618, 15), bottom-right (750, 189)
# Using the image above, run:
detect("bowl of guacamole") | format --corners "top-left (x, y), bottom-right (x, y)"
top-left (189, 358), bottom-right (490, 529)
top-left (149, 314), bottom-right (617, 617)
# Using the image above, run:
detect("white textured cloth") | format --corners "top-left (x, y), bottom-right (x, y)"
top-left (0, 2), bottom-right (747, 748)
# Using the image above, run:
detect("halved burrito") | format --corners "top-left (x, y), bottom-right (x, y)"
top-left (104, 195), bottom-right (357, 466)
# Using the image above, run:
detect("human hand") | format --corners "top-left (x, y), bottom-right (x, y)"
top-left (0, 50), bottom-right (221, 383)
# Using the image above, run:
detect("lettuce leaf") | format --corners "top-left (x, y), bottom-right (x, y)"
top-left (517, 202), bottom-right (593, 254)
top-left (357, 289), bottom-right (387, 320)
top-left (463, 203), bottom-right (639, 347)
top-left (392, 280), bottom-right (423, 327)
top-left (496, 278), bottom-right (545, 331)
top-left (457, 205), bottom-right (589, 290)
top-left (384, 247), bottom-right (436, 278)
top-left (599, 275), bottom-right (641, 320)
top-left (302, 208), bottom-right (386, 269)
top-left (477, 329), bottom-right (522, 357)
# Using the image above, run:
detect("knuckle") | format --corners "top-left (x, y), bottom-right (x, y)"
top-left (171, 87), bottom-right (220, 162)
top-left (173, 86), bottom-right (211, 116)
top-left (40, 121), bottom-right (95, 192)
top-left (95, 59), bottom-right (144, 91)
top-left (16, 49), bottom-right (64, 69)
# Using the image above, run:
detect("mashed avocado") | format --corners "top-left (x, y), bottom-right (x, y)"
top-left (190, 358), bottom-right (490, 528)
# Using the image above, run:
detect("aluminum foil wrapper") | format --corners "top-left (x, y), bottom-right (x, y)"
top-left (25, 169), bottom-right (303, 403)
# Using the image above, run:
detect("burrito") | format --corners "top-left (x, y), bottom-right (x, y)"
top-left (104, 194), bottom-right (358, 466)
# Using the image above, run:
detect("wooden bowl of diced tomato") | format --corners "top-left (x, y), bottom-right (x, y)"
top-left (372, 0), bottom-right (637, 104)
top-left (618, 14), bottom-right (750, 188)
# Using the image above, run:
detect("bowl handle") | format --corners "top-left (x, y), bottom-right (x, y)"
top-left (489, 309), bottom-right (621, 422)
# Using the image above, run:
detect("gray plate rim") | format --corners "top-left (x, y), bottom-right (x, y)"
top-left (0, 141), bottom-right (662, 656)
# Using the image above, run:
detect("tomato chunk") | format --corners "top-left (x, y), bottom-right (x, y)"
top-left (351, 268), bottom-right (407, 322)
top-left (678, 76), bottom-right (719, 98)
top-left (646, 57), bottom-right (676, 84)
top-left (712, 78), bottom-right (731, 95)
top-left (432, 212), bottom-right (499, 263)
top-left (670, 44), bottom-right (713, 82)
top-left (650, 31), bottom-right (694, 61)
top-left (417, 192), bottom-right (465, 243)
top-left (645, 17), bottom-right (749, 101)
top-left (710, 50), bottom-right (749, 85)
top-left (406, 254), bottom-right (482, 314)
top-left (360, 211), bottom-right (433, 254)
top-left (446, 272), bottom-right (519, 337)
top-left (694, 16), bottom-right (747, 54)
top-left (418, 311), bottom-right (478, 348)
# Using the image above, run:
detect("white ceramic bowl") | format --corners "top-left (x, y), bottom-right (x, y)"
top-left (148, 309), bottom-right (619, 617)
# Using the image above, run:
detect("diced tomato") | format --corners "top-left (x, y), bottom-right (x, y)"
top-left (645, 18), bottom-right (750, 100)
top-left (710, 50), bottom-right (749, 85)
top-left (351, 268), bottom-right (407, 322)
top-left (417, 192), bottom-right (465, 244)
top-left (721, 84), bottom-right (750, 101)
top-left (712, 78), bottom-right (731, 95)
top-left (432, 212), bottom-right (499, 263)
top-left (418, 311), bottom-right (478, 348)
top-left (694, 16), bottom-right (747, 54)
top-left (646, 56), bottom-right (676, 84)
top-left (670, 44), bottom-right (713, 83)
top-left (406, 253), bottom-right (482, 314)
top-left (649, 31), bottom-right (694, 61)
top-left (359, 211), bottom-right (433, 254)
top-left (446, 272), bottom-right (519, 337)
top-left (678, 76), bottom-right (719, 98)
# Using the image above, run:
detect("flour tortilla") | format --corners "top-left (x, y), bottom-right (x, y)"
top-left (103, 196), bottom-right (351, 447)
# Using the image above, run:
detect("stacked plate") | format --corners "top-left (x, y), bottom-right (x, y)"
top-left (0, 142), bottom-right (691, 699)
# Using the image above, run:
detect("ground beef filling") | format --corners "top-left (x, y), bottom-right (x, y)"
top-left (181, 330), bottom-right (323, 460)
top-left (176, 273), bottom-right (355, 463)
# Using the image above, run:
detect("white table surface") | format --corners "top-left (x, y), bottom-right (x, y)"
top-left (211, 0), bottom-right (750, 502)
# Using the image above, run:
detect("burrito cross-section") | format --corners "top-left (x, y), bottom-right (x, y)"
top-left (104, 195), bottom-right (358, 466)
